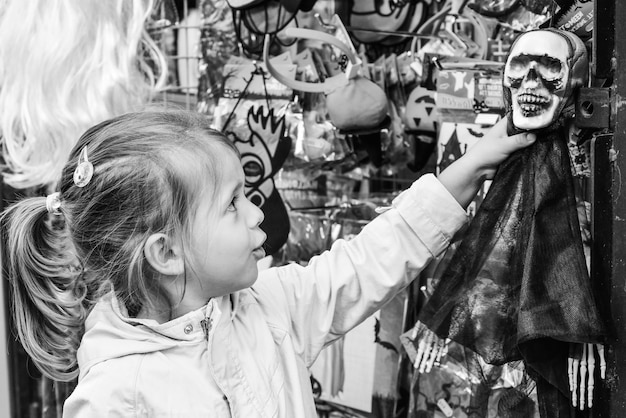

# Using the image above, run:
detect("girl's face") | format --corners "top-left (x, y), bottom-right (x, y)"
top-left (186, 151), bottom-right (266, 299)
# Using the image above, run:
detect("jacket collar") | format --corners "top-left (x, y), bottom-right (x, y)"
top-left (110, 292), bottom-right (240, 341)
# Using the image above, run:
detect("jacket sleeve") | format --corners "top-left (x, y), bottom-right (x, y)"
top-left (254, 174), bottom-right (468, 366)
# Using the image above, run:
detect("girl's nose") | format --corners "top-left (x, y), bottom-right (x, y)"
top-left (248, 199), bottom-right (264, 227)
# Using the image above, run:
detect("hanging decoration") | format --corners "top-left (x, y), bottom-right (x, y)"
top-left (467, 0), bottom-right (554, 31)
top-left (416, 28), bottom-right (607, 416)
top-left (264, 25), bottom-right (390, 133)
top-left (231, 106), bottom-right (292, 255)
top-left (228, 0), bottom-right (300, 55)
top-left (215, 57), bottom-right (295, 254)
top-left (547, 0), bottom-right (594, 43)
top-left (337, 0), bottom-right (427, 46)
top-left (197, 0), bottom-right (241, 117)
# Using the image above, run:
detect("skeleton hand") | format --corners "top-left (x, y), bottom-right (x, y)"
top-left (568, 343), bottom-right (606, 410)
top-left (413, 327), bottom-right (448, 373)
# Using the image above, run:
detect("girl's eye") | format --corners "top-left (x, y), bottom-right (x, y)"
top-left (227, 196), bottom-right (238, 212)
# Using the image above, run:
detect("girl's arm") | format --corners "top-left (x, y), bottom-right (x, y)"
top-left (253, 119), bottom-right (535, 365)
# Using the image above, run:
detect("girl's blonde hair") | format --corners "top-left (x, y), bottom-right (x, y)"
top-left (0, 0), bottom-right (166, 189)
top-left (1, 110), bottom-right (238, 381)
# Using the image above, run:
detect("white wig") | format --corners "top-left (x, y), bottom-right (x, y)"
top-left (0, 0), bottom-right (167, 188)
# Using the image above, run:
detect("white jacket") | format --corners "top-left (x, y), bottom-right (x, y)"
top-left (62, 174), bottom-right (467, 417)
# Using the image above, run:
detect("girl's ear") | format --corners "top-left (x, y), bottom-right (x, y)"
top-left (144, 233), bottom-right (185, 276)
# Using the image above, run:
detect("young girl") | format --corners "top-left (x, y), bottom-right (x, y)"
top-left (1, 110), bottom-right (535, 417)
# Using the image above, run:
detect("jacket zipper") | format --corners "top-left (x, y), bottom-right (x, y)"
top-left (200, 317), bottom-right (212, 341)
top-left (202, 310), bottom-right (231, 414)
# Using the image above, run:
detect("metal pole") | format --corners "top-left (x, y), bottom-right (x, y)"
top-left (591, 0), bottom-right (626, 416)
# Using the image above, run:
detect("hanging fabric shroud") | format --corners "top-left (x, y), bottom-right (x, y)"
top-left (417, 28), bottom-right (606, 405)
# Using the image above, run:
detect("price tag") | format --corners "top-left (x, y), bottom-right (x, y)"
top-left (436, 398), bottom-right (454, 417)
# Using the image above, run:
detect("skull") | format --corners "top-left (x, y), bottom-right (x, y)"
top-left (503, 29), bottom-right (588, 131)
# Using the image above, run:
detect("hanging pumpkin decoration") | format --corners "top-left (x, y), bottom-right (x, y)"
top-left (403, 86), bottom-right (438, 133)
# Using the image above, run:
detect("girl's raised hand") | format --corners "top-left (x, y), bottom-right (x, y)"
top-left (464, 117), bottom-right (537, 180)
top-left (437, 118), bottom-right (536, 208)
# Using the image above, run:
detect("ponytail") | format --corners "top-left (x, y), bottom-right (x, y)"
top-left (1, 196), bottom-right (86, 381)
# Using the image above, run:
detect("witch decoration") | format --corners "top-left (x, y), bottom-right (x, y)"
top-left (409, 29), bottom-right (607, 417)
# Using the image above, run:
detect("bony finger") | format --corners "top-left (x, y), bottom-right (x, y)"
top-left (568, 357), bottom-right (574, 392)
top-left (597, 344), bottom-right (606, 379)
top-left (572, 357), bottom-right (580, 407)
top-left (415, 339), bottom-right (427, 369)
top-left (580, 344), bottom-right (588, 410)
top-left (425, 340), bottom-right (440, 373)
top-left (587, 343), bottom-right (595, 409)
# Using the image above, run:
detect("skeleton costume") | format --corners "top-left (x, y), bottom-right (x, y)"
top-left (416, 29), bottom-right (606, 417)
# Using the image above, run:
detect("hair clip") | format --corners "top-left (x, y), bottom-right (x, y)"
top-left (46, 192), bottom-right (62, 215)
top-left (73, 147), bottom-right (94, 188)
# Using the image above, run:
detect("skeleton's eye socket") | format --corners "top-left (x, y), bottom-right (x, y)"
top-left (507, 54), bottom-right (563, 81)
top-left (535, 56), bottom-right (563, 80)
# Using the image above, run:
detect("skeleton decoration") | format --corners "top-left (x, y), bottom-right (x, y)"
top-left (503, 29), bottom-right (587, 133)
top-left (412, 29), bottom-right (607, 417)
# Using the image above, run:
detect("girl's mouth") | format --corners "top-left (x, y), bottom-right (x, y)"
top-left (253, 246), bottom-right (266, 260)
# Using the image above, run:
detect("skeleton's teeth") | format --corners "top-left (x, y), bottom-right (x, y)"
top-left (518, 93), bottom-right (549, 104)
top-left (521, 103), bottom-right (541, 112)
top-left (517, 92), bottom-right (551, 116)
top-left (520, 103), bottom-right (545, 116)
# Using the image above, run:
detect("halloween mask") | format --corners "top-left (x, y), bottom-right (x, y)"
top-left (503, 29), bottom-right (588, 131)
